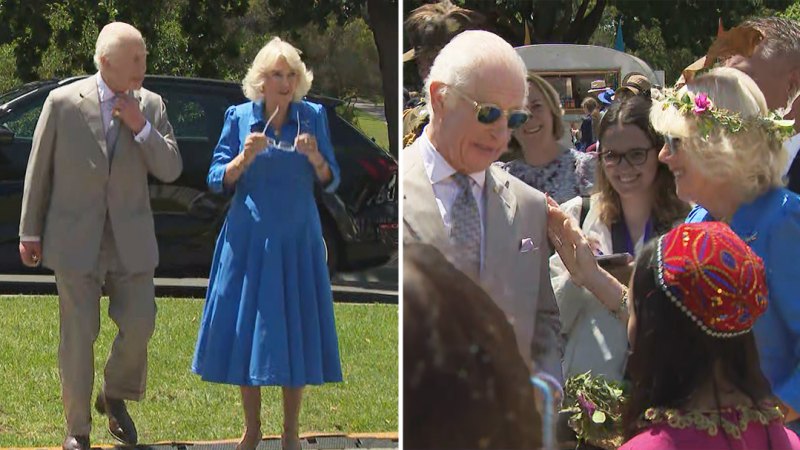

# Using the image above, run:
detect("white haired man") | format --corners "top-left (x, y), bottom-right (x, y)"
top-left (18, 22), bottom-right (181, 450)
top-left (725, 16), bottom-right (800, 192)
top-left (402, 30), bottom-right (563, 390)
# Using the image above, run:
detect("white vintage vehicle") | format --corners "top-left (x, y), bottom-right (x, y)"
top-left (515, 44), bottom-right (662, 145)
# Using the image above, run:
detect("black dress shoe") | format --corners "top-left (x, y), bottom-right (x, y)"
top-left (94, 392), bottom-right (138, 445)
top-left (62, 435), bottom-right (90, 450)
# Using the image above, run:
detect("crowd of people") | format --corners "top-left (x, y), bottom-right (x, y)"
top-left (402, 5), bottom-right (800, 449)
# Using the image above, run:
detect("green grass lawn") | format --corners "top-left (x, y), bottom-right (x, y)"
top-left (353, 107), bottom-right (389, 152)
top-left (0, 297), bottom-right (397, 447)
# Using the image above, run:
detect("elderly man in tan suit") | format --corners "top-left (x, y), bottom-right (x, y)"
top-left (403, 30), bottom-right (563, 390)
top-left (18, 22), bottom-right (181, 450)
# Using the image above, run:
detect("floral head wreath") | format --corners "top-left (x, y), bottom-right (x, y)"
top-left (660, 89), bottom-right (795, 141)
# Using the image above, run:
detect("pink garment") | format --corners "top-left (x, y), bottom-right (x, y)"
top-left (619, 421), bottom-right (800, 450)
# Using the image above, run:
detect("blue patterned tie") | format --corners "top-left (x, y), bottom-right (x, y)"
top-left (450, 173), bottom-right (481, 276)
top-left (104, 95), bottom-right (120, 161)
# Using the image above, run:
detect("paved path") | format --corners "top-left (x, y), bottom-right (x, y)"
top-left (0, 258), bottom-right (398, 303)
top-left (4, 432), bottom-right (399, 449)
top-left (353, 102), bottom-right (386, 121)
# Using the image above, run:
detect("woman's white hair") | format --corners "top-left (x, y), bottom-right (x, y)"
top-left (94, 22), bottom-right (144, 70)
top-left (650, 67), bottom-right (787, 200)
top-left (242, 37), bottom-right (313, 102)
top-left (424, 30), bottom-right (528, 119)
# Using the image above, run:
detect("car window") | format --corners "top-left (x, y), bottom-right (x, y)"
top-left (2, 100), bottom-right (44, 139)
top-left (154, 87), bottom-right (235, 143)
top-left (161, 94), bottom-right (208, 139)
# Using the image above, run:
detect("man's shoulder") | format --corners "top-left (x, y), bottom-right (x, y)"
top-left (490, 165), bottom-right (546, 203)
top-left (402, 138), bottom-right (425, 175)
top-left (46, 78), bottom-right (91, 105)
top-left (138, 86), bottom-right (165, 106)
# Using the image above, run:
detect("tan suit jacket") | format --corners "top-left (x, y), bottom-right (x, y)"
top-left (19, 76), bottom-right (182, 274)
top-left (403, 137), bottom-right (563, 381)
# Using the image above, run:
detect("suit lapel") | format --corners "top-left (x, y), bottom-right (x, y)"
top-left (402, 140), bottom-right (448, 246)
top-left (482, 166), bottom-right (518, 284)
top-left (77, 77), bottom-right (111, 163)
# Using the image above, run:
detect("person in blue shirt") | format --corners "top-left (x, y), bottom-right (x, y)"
top-left (546, 66), bottom-right (800, 434)
top-left (649, 67), bottom-right (800, 430)
top-left (191, 37), bottom-right (342, 450)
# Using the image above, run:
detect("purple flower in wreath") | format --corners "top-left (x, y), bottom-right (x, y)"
top-left (577, 392), bottom-right (596, 416)
top-left (693, 92), bottom-right (712, 115)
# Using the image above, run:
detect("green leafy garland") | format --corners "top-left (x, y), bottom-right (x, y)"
top-left (661, 89), bottom-right (795, 141)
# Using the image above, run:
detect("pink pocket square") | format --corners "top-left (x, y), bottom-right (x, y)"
top-left (520, 237), bottom-right (538, 253)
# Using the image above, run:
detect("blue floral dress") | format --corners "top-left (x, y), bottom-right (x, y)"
top-left (192, 100), bottom-right (343, 387)
top-left (496, 148), bottom-right (596, 203)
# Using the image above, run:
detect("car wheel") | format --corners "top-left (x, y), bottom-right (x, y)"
top-left (322, 221), bottom-right (339, 277)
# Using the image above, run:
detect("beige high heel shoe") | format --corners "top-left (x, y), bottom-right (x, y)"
top-left (235, 426), bottom-right (262, 450)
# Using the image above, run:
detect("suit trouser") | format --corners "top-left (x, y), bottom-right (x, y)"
top-left (54, 221), bottom-right (156, 436)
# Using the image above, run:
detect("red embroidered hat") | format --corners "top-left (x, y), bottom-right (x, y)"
top-left (655, 222), bottom-right (768, 338)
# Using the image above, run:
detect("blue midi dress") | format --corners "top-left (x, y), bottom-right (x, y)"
top-left (192, 100), bottom-right (343, 386)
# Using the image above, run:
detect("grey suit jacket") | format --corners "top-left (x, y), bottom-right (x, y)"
top-left (403, 137), bottom-right (563, 382)
top-left (19, 76), bottom-right (182, 274)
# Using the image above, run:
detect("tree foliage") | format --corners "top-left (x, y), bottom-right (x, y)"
top-left (252, 0), bottom-right (399, 156)
top-left (404, 0), bottom-right (797, 86)
top-left (403, 0), bottom-right (608, 46)
top-left (0, 0), bottom-right (390, 133)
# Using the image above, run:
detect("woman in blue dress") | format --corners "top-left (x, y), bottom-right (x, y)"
top-left (192, 37), bottom-right (342, 450)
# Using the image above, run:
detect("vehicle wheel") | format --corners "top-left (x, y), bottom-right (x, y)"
top-left (322, 221), bottom-right (339, 277)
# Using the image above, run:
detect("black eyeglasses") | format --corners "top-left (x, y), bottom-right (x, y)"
top-left (600, 148), bottom-right (655, 167)
top-left (448, 86), bottom-right (530, 130)
top-left (664, 135), bottom-right (681, 156)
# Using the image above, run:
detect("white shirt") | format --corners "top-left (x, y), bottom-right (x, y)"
top-left (96, 72), bottom-right (152, 143)
top-left (19, 75), bottom-right (152, 243)
top-left (783, 132), bottom-right (800, 177)
top-left (419, 129), bottom-right (487, 266)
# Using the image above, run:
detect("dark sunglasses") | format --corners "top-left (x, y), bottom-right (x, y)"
top-left (664, 135), bottom-right (681, 156)
top-left (448, 86), bottom-right (530, 130)
top-left (600, 147), bottom-right (655, 167)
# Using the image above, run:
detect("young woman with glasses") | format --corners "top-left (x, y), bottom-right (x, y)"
top-left (549, 95), bottom-right (689, 383)
top-left (495, 73), bottom-right (597, 203)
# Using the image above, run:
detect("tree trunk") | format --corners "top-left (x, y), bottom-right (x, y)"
top-left (367, 0), bottom-right (398, 158)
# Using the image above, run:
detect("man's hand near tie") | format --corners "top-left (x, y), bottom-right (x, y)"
top-left (113, 93), bottom-right (146, 134)
top-left (19, 240), bottom-right (42, 267)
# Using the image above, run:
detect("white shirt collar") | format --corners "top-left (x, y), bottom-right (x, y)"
top-left (420, 127), bottom-right (486, 188)
top-left (96, 72), bottom-right (115, 103)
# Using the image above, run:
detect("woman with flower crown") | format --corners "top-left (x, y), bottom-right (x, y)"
top-left (649, 67), bottom-right (800, 434)
top-left (548, 66), bottom-right (800, 441)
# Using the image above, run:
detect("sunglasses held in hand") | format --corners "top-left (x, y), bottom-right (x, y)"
top-left (262, 106), bottom-right (301, 152)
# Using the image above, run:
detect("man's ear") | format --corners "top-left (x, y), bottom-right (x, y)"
top-left (429, 81), bottom-right (447, 115)
top-left (789, 66), bottom-right (800, 94)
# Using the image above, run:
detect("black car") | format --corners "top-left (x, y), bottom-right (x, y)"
top-left (0, 76), bottom-right (397, 277)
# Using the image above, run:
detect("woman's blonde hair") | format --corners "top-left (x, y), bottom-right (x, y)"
top-left (242, 37), bottom-right (313, 102)
top-left (649, 67), bottom-right (787, 201)
top-left (527, 72), bottom-right (565, 140)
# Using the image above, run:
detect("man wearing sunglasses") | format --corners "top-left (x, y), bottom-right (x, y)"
top-left (403, 30), bottom-right (564, 392)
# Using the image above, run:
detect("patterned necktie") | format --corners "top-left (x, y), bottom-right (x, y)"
top-left (450, 172), bottom-right (481, 276)
top-left (103, 95), bottom-right (120, 161)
